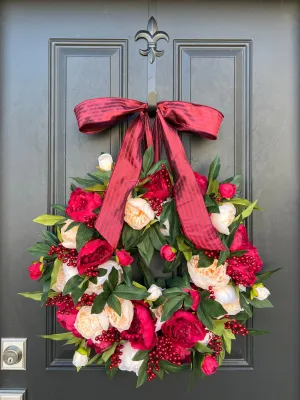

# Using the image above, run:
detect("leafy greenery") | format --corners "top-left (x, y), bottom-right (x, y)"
top-left (33, 214), bottom-right (66, 226)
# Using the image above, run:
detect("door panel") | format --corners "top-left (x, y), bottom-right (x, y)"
top-left (0, 1), bottom-right (298, 399)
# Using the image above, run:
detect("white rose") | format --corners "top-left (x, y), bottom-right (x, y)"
top-left (118, 342), bottom-right (143, 376)
top-left (214, 284), bottom-right (242, 315)
top-left (124, 197), bottom-right (155, 230)
top-left (85, 260), bottom-right (122, 295)
top-left (147, 284), bottom-right (163, 301)
top-left (72, 349), bottom-right (88, 368)
top-left (198, 331), bottom-right (213, 346)
top-left (51, 263), bottom-right (79, 293)
top-left (210, 203), bottom-right (236, 235)
top-left (105, 298), bottom-right (134, 332)
top-left (187, 256), bottom-right (230, 290)
top-left (74, 306), bottom-right (109, 341)
top-left (60, 219), bottom-right (79, 249)
top-left (254, 286), bottom-right (270, 300)
top-left (98, 153), bottom-right (113, 171)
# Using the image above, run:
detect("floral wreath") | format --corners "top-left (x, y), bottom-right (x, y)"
top-left (21, 97), bottom-right (278, 387)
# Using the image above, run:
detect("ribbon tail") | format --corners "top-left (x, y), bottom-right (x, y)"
top-left (95, 112), bottom-right (147, 249)
top-left (156, 111), bottom-right (226, 251)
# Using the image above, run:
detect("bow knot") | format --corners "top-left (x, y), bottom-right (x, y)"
top-left (74, 97), bottom-right (225, 251)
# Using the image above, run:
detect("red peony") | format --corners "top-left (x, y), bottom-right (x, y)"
top-left (162, 310), bottom-right (206, 348)
top-left (66, 188), bottom-right (102, 223)
top-left (56, 307), bottom-right (82, 338)
top-left (183, 287), bottom-right (200, 311)
top-left (77, 239), bottom-right (114, 275)
top-left (116, 249), bottom-right (134, 266)
top-left (201, 354), bottom-right (219, 375)
top-left (28, 262), bottom-right (43, 280)
top-left (121, 302), bottom-right (156, 350)
top-left (194, 172), bottom-right (208, 196)
top-left (87, 338), bottom-right (111, 354)
top-left (160, 244), bottom-right (176, 262)
top-left (228, 225), bottom-right (263, 287)
top-left (142, 168), bottom-right (171, 201)
top-left (219, 183), bottom-right (236, 199)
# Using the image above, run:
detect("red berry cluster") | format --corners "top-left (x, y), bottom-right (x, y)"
top-left (85, 266), bottom-right (99, 277)
top-left (208, 334), bottom-right (223, 358)
top-left (147, 165), bottom-right (171, 216)
top-left (207, 286), bottom-right (216, 300)
top-left (109, 344), bottom-right (124, 369)
top-left (48, 244), bottom-right (78, 267)
top-left (46, 293), bottom-right (73, 307)
top-left (204, 250), bottom-right (219, 259)
top-left (215, 195), bottom-right (222, 203)
top-left (225, 320), bottom-right (249, 336)
top-left (83, 215), bottom-right (97, 228)
top-left (227, 255), bottom-right (258, 286)
top-left (95, 328), bottom-right (120, 344)
top-left (79, 293), bottom-right (96, 306)
top-left (147, 336), bottom-right (182, 381)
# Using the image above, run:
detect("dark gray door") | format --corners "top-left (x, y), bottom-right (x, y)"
top-left (0, 0), bottom-right (298, 399)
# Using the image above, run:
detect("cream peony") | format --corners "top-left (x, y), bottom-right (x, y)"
top-left (85, 260), bottom-right (122, 295)
top-left (210, 203), bottom-right (236, 235)
top-left (104, 298), bottom-right (134, 332)
top-left (72, 349), bottom-right (88, 367)
top-left (214, 284), bottom-right (242, 315)
top-left (118, 342), bottom-right (143, 375)
top-left (74, 306), bottom-right (109, 341)
top-left (98, 153), bottom-right (113, 171)
top-left (147, 284), bottom-right (163, 301)
top-left (51, 263), bottom-right (78, 293)
top-left (124, 197), bottom-right (155, 230)
top-left (60, 219), bottom-right (79, 249)
top-left (187, 256), bottom-right (230, 290)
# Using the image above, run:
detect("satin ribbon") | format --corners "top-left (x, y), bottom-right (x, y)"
top-left (74, 97), bottom-right (226, 251)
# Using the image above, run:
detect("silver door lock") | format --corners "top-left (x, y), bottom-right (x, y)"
top-left (3, 346), bottom-right (22, 365)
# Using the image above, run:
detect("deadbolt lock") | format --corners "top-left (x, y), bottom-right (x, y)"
top-left (1, 338), bottom-right (26, 370)
top-left (3, 345), bottom-right (22, 366)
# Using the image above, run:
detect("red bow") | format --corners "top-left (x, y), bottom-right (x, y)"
top-left (74, 97), bottom-right (226, 251)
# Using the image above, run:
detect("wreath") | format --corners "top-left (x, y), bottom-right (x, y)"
top-left (21, 97), bottom-right (278, 387)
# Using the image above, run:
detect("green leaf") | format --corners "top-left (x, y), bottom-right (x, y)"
top-left (247, 329), bottom-right (269, 335)
top-left (223, 198), bottom-right (262, 210)
top-left (50, 258), bottom-right (62, 288)
top-left (71, 177), bottom-right (98, 187)
top-left (103, 280), bottom-right (113, 293)
top-left (147, 159), bottom-right (167, 176)
top-left (197, 251), bottom-right (214, 268)
top-left (76, 224), bottom-right (94, 251)
top-left (234, 200), bottom-right (258, 222)
top-left (41, 278), bottom-right (51, 305)
top-left (226, 217), bottom-right (243, 248)
top-left (155, 277), bottom-right (166, 288)
top-left (84, 184), bottom-right (106, 192)
top-left (207, 179), bottom-right (219, 196)
top-left (40, 332), bottom-right (74, 341)
top-left (256, 268), bottom-right (282, 282)
top-left (142, 146), bottom-right (154, 175)
top-left (160, 360), bottom-right (190, 374)
top-left (159, 201), bottom-right (172, 227)
top-left (194, 342), bottom-right (213, 354)
top-left (166, 273), bottom-right (191, 289)
top-left (154, 368), bottom-right (164, 380)
top-left (183, 294), bottom-right (193, 310)
top-left (63, 275), bottom-right (84, 296)
top-left (91, 291), bottom-right (110, 314)
top-left (27, 242), bottom-right (50, 257)
top-left (108, 267), bottom-right (119, 288)
top-left (197, 303), bottom-right (213, 330)
top-left (132, 350), bottom-right (149, 361)
top-left (52, 204), bottom-right (66, 214)
top-left (221, 175), bottom-right (242, 187)
top-left (161, 296), bottom-right (184, 322)
top-left (42, 230), bottom-right (59, 246)
top-left (33, 214), bottom-right (66, 226)
top-left (247, 297), bottom-right (274, 308)
top-left (65, 221), bottom-right (80, 232)
top-left (89, 170), bottom-right (111, 183)
top-left (208, 155), bottom-right (221, 183)
top-left (123, 266), bottom-right (133, 286)
top-left (137, 255), bottom-right (154, 287)
top-left (122, 223), bottom-right (146, 250)
top-left (87, 353), bottom-right (102, 366)
top-left (136, 358), bottom-right (148, 388)
top-left (223, 335), bottom-right (232, 354)
top-left (229, 250), bottom-right (247, 258)
top-left (205, 196), bottom-right (220, 213)
top-left (239, 293), bottom-right (253, 317)
top-left (162, 251), bottom-right (182, 273)
top-left (18, 291), bottom-right (57, 301)
top-left (137, 234), bottom-right (154, 266)
top-left (106, 294), bottom-right (121, 316)
top-left (71, 281), bottom-right (89, 304)
top-left (105, 359), bottom-right (118, 380)
top-left (149, 224), bottom-right (167, 250)
top-left (217, 250), bottom-right (230, 266)
top-left (97, 268), bottom-right (108, 277)
top-left (202, 299), bottom-right (227, 318)
top-left (113, 284), bottom-right (148, 300)
top-left (102, 343), bottom-right (118, 362)
top-left (169, 201), bottom-right (181, 245)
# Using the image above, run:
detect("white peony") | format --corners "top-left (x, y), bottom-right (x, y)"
top-left (74, 306), bottom-right (109, 341)
top-left (105, 298), bottom-right (134, 332)
top-left (118, 342), bottom-right (143, 376)
top-left (85, 260), bottom-right (122, 295)
top-left (124, 197), bottom-right (155, 230)
top-left (72, 349), bottom-right (88, 368)
top-left (214, 284), bottom-right (242, 315)
top-left (210, 203), bottom-right (236, 235)
top-left (147, 284), bottom-right (163, 301)
top-left (51, 263), bottom-right (78, 293)
top-left (254, 286), bottom-right (270, 301)
top-left (187, 256), bottom-right (230, 290)
top-left (98, 153), bottom-right (113, 171)
top-left (60, 219), bottom-right (79, 249)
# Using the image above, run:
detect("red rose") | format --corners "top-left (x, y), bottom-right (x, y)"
top-left (142, 168), bottom-right (171, 201)
top-left (219, 183), bottom-right (236, 199)
top-left (194, 172), bottom-right (208, 196)
top-left (28, 262), bottom-right (43, 280)
top-left (121, 302), bottom-right (156, 350)
top-left (228, 225), bottom-right (263, 287)
top-left (160, 244), bottom-right (176, 262)
top-left (56, 306), bottom-right (82, 338)
top-left (201, 354), bottom-right (219, 375)
top-left (183, 288), bottom-right (200, 311)
top-left (162, 310), bottom-right (206, 348)
top-left (116, 249), bottom-right (134, 266)
top-left (66, 188), bottom-right (102, 223)
top-left (77, 239), bottom-right (114, 275)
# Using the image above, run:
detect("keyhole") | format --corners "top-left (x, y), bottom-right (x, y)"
top-left (7, 356), bottom-right (14, 364)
